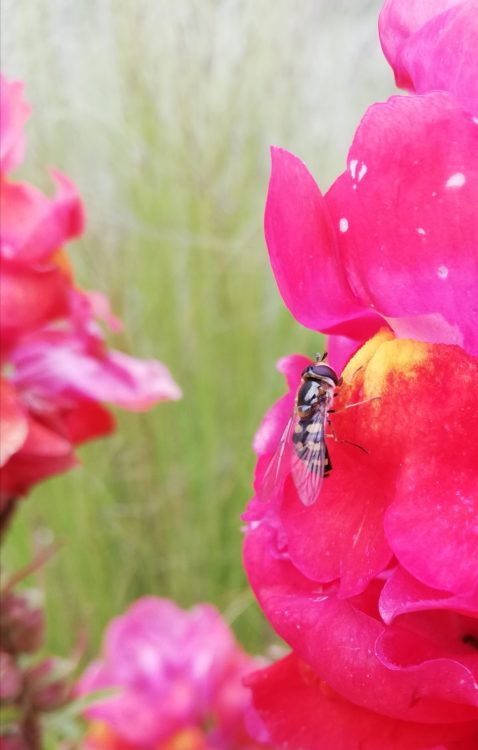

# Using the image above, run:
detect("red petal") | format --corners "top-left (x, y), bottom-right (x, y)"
top-left (61, 400), bottom-right (115, 445)
top-left (0, 380), bottom-right (28, 466)
top-left (0, 417), bottom-right (76, 498)
top-left (250, 654), bottom-right (478, 750)
top-left (385, 469), bottom-right (478, 596)
top-left (379, 567), bottom-right (478, 624)
top-left (244, 520), bottom-right (478, 722)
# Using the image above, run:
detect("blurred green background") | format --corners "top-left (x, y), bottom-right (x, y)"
top-left (2, 0), bottom-right (394, 659)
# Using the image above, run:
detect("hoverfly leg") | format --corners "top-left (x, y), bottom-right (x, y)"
top-left (326, 424), bottom-right (368, 455)
top-left (332, 395), bottom-right (380, 414)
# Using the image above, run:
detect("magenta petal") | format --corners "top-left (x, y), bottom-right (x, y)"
top-left (244, 521), bottom-right (478, 722)
top-left (0, 75), bottom-right (31, 175)
top-left (400, 3), bottom-right (478, 114)
top-left (325, 93), bottom-right (478, 355)
top-left (380, 567), bottom-right (478, 625)
top-left (379, 0), bottom-right (478, 113)
top-left (379, 1), bottom-right (463, 86)
top-left (0, 171), bottom-right (84, 264)
top-left (265, 147), bottom-right (383, 336)
top-left (102, 351), bottom-right (182, 409)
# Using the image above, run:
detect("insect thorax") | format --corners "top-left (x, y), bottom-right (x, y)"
top-left (296, 377), bottom-right (334, 418)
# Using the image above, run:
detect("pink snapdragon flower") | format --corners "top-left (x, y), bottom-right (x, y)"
top-left (243, 1), bottom-right (478, 747)
top-left (77, 597), bottom-right (269, 750)
top-left (0, 74), bottom-right (181, 503)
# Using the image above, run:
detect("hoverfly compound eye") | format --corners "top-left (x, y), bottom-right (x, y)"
top-left (310, 363), bottom-right (340, 385)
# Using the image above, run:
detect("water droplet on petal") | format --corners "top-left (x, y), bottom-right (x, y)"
top-left (437, 265), bottom-right (449, 279)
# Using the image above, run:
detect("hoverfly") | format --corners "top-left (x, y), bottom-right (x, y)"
top-left (261, 352), bottom-right (342, 507)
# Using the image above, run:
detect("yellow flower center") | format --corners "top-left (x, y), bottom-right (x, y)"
top-left (342, 329), bottom-right (429, 399)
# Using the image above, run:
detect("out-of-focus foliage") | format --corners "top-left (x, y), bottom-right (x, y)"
top-left (1, 0), bottom-right (393, 657)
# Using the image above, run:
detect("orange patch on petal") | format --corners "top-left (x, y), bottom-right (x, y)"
top-left (51, 247), bottom-right (73, 279)
top-left (85, 722), bottom-right (135, 750)
top-left (159, 728), bottom-right (210, 750)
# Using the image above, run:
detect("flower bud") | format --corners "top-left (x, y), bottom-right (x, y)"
top-left (0, 651), bottom-right (22, 702)
top-left (0, 590), bottom-right (44, 655)
top-left (25, 657), bottom-right (72, 712)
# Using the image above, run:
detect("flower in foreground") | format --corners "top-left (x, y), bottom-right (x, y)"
top-left (245, 332), bottom-right (478, 747)
top-left (0, 74), bottom-right (181, 507)
top-left (77, 597), bottom-right (269, 750)
top-left (243, 0), bottom-right (478, 747)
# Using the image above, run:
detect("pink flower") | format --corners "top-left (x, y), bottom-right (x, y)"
top-left (379, 0), bottom-right (478, 114)
top-left (77, 597), bottom-right (268, 750)
top-left (244, 2), bottom-right (478, 746)
top-left (0, 75), bottom-right (181, 502)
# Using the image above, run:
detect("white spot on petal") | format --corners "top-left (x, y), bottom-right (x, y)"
top-left (446, 172), bottom-right (466, 189)
top-left (349, 159), bottom-right (358, 179)
top-left (437, 264), bottom-right (448, 279)
top-left (416, 227), bottom-right (426, 236)
top-left (357, 163), bottom-right (367, 182)
top-left (339, 218), bottom-right (349, 233)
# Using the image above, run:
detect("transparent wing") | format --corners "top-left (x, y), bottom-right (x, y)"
top-left (290, 405), bottom-right (328, 507)
top-left (260, 414), bottom-right (299, 501)
top-left (260, 405), bottom-right (329, 507)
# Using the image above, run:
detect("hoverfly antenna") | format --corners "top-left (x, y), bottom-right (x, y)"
top-left (314, 351), bottom-right (327, 362)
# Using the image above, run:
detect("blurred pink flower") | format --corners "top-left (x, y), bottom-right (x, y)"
top-left (0, 74), bottom-right (181, 503)
top-left (0, 74), bottom-right (30, 176)
top-left (77, 597), bottom-right (268, 750)
top-left (379, 0), bottom-right (478, 113)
